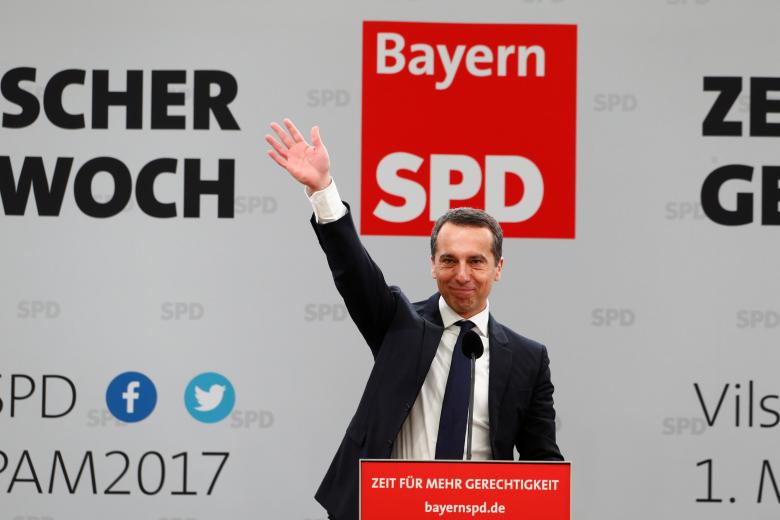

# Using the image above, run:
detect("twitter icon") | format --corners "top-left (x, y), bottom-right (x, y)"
top-left (184, 372), bottom-right (235, 423)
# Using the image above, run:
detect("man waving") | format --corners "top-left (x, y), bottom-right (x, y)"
top-left (266, 119), bottom-right (562, 520)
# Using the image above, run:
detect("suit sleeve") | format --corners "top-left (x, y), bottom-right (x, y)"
top-left (515, 345), bottom-right (564, 460)
top-left (310, 204), bottom-right (397, 358)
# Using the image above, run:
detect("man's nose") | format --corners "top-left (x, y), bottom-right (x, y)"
top-left (455, 262), bottom-right (471, 282)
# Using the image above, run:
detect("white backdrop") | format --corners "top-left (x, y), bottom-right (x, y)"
top-left (2, 1), bottom-right (779, 519)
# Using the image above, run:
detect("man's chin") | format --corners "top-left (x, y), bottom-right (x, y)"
top-left (443, 295), bottom-right (477, 317)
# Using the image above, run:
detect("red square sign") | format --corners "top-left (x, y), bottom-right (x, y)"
top-left (361, 460), bottom-right (571, 519)
top-left (361, 21), bottom-right (577, 238)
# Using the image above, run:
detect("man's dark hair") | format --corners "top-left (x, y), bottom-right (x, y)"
top-left (430, 207), bottom-right (503, 265)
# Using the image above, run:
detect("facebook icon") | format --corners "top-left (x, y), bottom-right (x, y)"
top-left (106, 372), bottom-right (157, 422)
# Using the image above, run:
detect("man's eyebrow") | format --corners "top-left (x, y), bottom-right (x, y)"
top-left (437, 253), bottom-right (488, 260)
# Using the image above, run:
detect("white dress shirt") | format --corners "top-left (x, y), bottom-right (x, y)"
top-left (308, 179), bottom-right (492, 460)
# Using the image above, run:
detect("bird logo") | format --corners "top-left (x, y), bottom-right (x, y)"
top-left (194, 384), bottom-right (226, 411)
top-left (184, 372), bottom-right (235, 423)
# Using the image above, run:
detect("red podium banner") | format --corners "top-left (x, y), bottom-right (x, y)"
top-left (360, 460), bottom-right (570, 519)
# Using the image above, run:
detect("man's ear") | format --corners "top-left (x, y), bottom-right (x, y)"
top-left (494, 257), bottom-right (504, 281)
top-left (430, 256), bottom-right (437, 279)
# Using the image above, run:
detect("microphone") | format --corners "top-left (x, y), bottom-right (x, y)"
top-left (462, 330), bottom-right (484, 359)
top-left (462, 330), bottom-right (484, 460)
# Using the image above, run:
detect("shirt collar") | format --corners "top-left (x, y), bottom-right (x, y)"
top-left (438, 296), bottom-right (490, 337)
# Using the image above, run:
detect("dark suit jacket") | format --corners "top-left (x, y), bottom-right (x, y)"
top-left (311, 207), bottom-right (562, 520)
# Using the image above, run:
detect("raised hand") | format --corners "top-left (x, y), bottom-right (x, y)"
top-left (266, 118), bottom-right (332, 192)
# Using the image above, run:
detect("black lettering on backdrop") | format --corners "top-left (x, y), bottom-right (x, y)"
top-left (701, 76), bottom-right (780, 225)
top-left (703, 77), bottom-right (742, 136)
top-left (73, 157), bottom-right (133, 218)
top-left (761, 395), bottom-right (780, 428)
top-left (0, 157), bottom-right (235, 218)
top-left (1, 67), bottom-right (39, 128)
top-left (8, 450), bottom-right (42, 493)
top-left (751, 78), bottom-right (780, 137)
top-left (1, 67), bottom-right (240, 218)
top-left (0, 156), bottom-right (72, 215)
top-left (758, 461), bottom-right (780, 503)
top-left (0, 449), bottom-right (229, 496)
top-left (761, 166), bottom-right (780, 225)
top-left (136, 158), bottom-right (177, 217)
top-left (41, 375), bottom-right (77, 418)
top-left (48, 450), bottom-right (97, 494)
top-left (695, 382), bottom-right (729, 426)
top-left (91, 70), bottom-right (143, 129)
top-left (1, 374), bottom-right (77, 418)
top-left (697, 458), bottom-right (780, 505)
top-left (194, 70), bottom-right (240, 130)
top-left (183, 158), bottom-right (235, 218)
top-left (151, 71), bottom-right (187, 129)
top-left (44, 69), bottom-right (86, 129)
top-left (2, 68), bottom-right (240, 130)
top-left (103, 450), bottom-right (131, 495)
top-left (700, 165), bottom-right (753, 225)
top-left (694, 381), bottom-right (780, 428)
top-left (700, 165), bottom-right (780, 225)
top-left (10, 375), bottom-right (35, 417)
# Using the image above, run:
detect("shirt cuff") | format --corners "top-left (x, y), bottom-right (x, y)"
top-left (305, 178), bottom-right (347, 223)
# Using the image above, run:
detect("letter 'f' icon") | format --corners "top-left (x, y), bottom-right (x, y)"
top-left (106, 372), bottom-right (157, 423)
top-left (122, 381), bottom-right (141, 413)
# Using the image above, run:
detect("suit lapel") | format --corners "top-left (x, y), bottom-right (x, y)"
top-left (416, 293), bottom-right (444, 389)
top-left (487, 314), bottom-right (512, 455)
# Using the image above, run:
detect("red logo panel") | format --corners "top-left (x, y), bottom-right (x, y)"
top-left (361, 21), bottom-right (577, 238)
top-left (361, 460), bottom-right (571, 519)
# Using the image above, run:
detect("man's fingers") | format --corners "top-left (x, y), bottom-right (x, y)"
top-left (268, 150), bottom-right (288, 169)
top-left (270, 121), bottom-right (294, 148)
top-left (265, 134), bottom-right (288, 158)
top-left (283, 118), bottom-right (306, 143)
top-left (311, 125), bottom-right (323, 148)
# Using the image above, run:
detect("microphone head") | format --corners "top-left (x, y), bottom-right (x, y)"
top-left (461, 330), bottom-right (484, 359)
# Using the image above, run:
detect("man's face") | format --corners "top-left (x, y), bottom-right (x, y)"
top-left (431, 222), bottom-right (503, 319)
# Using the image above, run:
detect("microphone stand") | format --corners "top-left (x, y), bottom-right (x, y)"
top-left (461, 330), bottom-right (483, 461)
top-left (466, 352), bottom-right (476, 460)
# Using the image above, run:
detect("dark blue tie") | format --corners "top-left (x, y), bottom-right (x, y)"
top-left (435, 320), bottom-right (476, 459)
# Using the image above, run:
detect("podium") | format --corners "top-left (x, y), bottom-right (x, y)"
top-left (360, 459), bottom-right (570, 519)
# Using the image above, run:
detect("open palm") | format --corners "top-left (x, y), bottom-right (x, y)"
top-left (266, 119), bottom-right (331, 191)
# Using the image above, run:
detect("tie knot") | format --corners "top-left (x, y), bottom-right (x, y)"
top-left (455, 320), bottom-right (475, 333)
